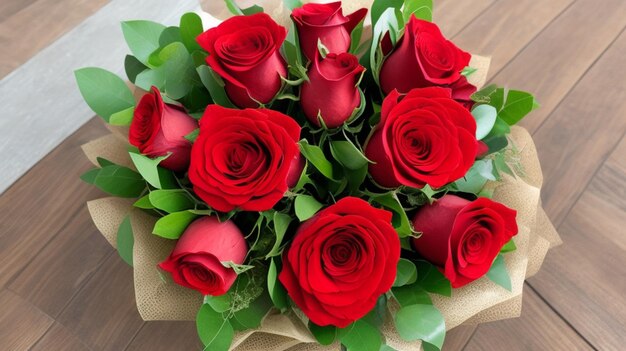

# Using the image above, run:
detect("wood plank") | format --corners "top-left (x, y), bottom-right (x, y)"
top-left (8, 205), bottom-right (114, 318)
top-left (30, 322), bottom-right (91, 351)
top-left (442, 325), bottom-right (476, 351)
top-left (0, 118), bottom-right (108, 288)
top-left (56, 254), bottom-right (145, 351)
top-left (0, 0), bottom-right (38, 22)
top-left (0, 0), bottom-right (109, 78)
top-left (531, 28), bottom-right (626, 225)
top-left (436, 0), bottom-right (496, 38)
top-left (125, 322), bottom-right (201, 351)
top-left (0, 289), bottom-right (54, 351)
top-left (528, 138), bottom-right (626, 349)
top-left (452, 0), bottom-right (574, 74)
top-left (464, 286), bottom-right (593, 351)
top-left (490, 0), bottom-right (626, 134)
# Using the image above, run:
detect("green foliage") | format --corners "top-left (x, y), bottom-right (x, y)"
top-left (81, 163), bottom-right (145, 198)
top-left (370, 7), bottom-right (404, 85)
top-left (148, 189), bottom-right (195, 213)
top-left (298, 140), bottom-right (336, 180)
top-left (487, 254), bottom-right (512, 291)
top-left (309, 322), bottom-right (337, 345)
top-left (267, 258), bottom-right (289, 310)
top-left (454, 159), bottom-right (496, 194)
top-left (402, 0), bottom-right (433, 22)
top-left (196, 304), bottom-right (234, 351)
top-left (471, 104), bottom-right (497, 140)
top-left (152, 211), bottom-right (197, 239)
top-left (393, 258), bottom-right (418, 287)
top-left (500, 238), bottom-right (517, 253)
top-left (392, 284), bottom-right (432, 307)
top-left (116, 215), bottom-right (134, 266)
top-left (370, 192), bottom-right (414, 237)
top-left (74, 67), bottom-right (135, 122)
top-left (294, 194), bottom-right (324, 221)
top-left (204, 294), bottom-right (232, 313)
top-left (124, 55), bottom-right (147, 83)
top-left (283, 0), bottom-right (303, 11)
top-left (121, 20), bottom-right (167, 66)
top-left (394, 304), bottom-right (445, 350)
top-left (415, 260), bottom-right (452, 297)
top-left (128, 152), bottom-right (177, 190)
top-left (266, 212), bottom-right (292, 257)
top-left (339, 319), bottom-right (382, 351)
top-left (109, 106), bottom-right (135, 126)
top-left (179, 12), bottom-right (203, 52)
top-left (159, 42), bottom-right (200, 99)
top-left (330, 138), bottom-right (371, 171)
top-left (197, 65), bottom-right (235, 108)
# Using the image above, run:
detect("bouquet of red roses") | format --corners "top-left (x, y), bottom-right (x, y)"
top-left (76, 0), bottom-right (561, 350)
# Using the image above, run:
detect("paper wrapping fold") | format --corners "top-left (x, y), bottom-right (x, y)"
top-left (82, 124), bottom-right (560, 350)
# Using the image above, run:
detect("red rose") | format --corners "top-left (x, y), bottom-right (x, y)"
top-left (379, 17), bottom-right (473, 100)
top-left (189, 105), bottom-right (300, 212)
top-left (286, 152), bottom-right (305, 188)
top-left (365, 87), bottom-right (477, 188)
top-left (159, 216), bottom-right (247, 295)
top-left (291, 2), bottom-right (367, 61)
top-left (300, 53), bottom-right (364, 128)
top-left (196, 13), bottom-right (287, 108)
top-left (279, 197), bottom-right (400, 327)
top-left (128, 86), bottom-right (197, 172)
top-left (411, 195), bottom-right (518, 288)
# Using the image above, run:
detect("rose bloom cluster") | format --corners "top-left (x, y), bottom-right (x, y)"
top-left (128, 2), bottom-right (518, 328)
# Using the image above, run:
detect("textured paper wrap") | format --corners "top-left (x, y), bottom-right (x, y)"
top-left (82, 5), bottom-right (558, 347)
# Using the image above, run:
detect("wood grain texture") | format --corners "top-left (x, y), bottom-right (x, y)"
top-left (491, 0), bottom-right (626, 134)
top-left (464, 286), bottom-right (594, 351)
top-left (125, 322), bottom-right (202, 351)
top-left (56, 254), bottom-right (145, 351)
top-left (436, 0), bottom-right (495, 38)
top-left (30, 322), bottom-right (91, 351)
top-left (0, 289), bottom-right (54, 351)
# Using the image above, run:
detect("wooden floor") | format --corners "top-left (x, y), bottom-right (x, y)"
top-left (1, 0), bottom-right (625, 350)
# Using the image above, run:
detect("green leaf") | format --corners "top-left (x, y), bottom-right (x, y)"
top-left (349, 16), bottom-right (365, 55)
top-left (268, 258), bottom-right (289, 310)
top-left (294, 195), bottom-right (324, 222)
top-left (109, 106), bottom-right (135, 126)
top-left (471, 104), bottom-right (497, 140)
top-left (116, 215), bottom-right (134, 266)
top-left (298, 140), bottom-right (335, 180)
top-left (498, 90), bottom-right (539, 125)
top-left (267, 212), bottom-right (292, 257)
top-left (133, 194), bottom-right (154, 209)
top-left (221, 261), bottom-right (254, 275)
top-left (339, 319), bottom-right (382, 351)
top-left (80, 168), bottom-right (99, 184)
top-left (179, 12), bottom-right (203, 52)
top-left (370, 192), bottom-right (413, 237)
top-left (283, 0), bottom-right (303, 11)
top-left (148, 190), bottom-right (195, 213)
top-left (330, 139), bottom-right (371, 171)
top-left (74, 67), bottom-right (136, 122)
top-left (159, 42), bottom-right (199, 99)
top-left (93, 165), bottom-right (145, 198)
top-left (134, 67), bottom-right (166, 91)
top-left (370, 7), bottom-right (403, 85)
top-left (487, 254), bottom-right (512, 291)
top-left (185, 128), bottom-right (199, 143)
top-left (394, 304), bottom-right (445, 350)
top-left (158, 26), bottom-right (182, 47)
top-left (402, 0), bottom-right (433, 22)
top-left (224, 0), bottom-right (244, 15)
top-left (500, 238), bottom-right (517, 253)
top-left (124, 55), bottom-right (147, 83)
top-left (371, 0), bottom-right (403, 27)
top-left (394, 258), bottom-right (418, 287)
top-left (470, 84), bottom-right (498, 104)
top-left (415, 261), bottom-right (452, 297)
top-left (196, 304), bottom-right (234, 351)
top-left (392, 284), bottom-right (432, 307)
top-left (309, 321), bottom-right (336, 346)
top-left (229, 288), bottom-right (272, 330)
top-left (454, 159), bottom-right (495, 194)
top-left (129, 152), bottom-right (177, 190)
top-left (461, 66), bottom-right (477, 77)
top-left (241, 5), bottom-right (264, 15)
top-left (204, 294), bottom-right (231, 313)
top-left (97, 157), bottom-right (114, 167)
top-left (121, 20), bottom-right (167, 66)
top-left (197, 65), bottom-right (236, 108)
top-left (152, 211), bottom-right (197, 239)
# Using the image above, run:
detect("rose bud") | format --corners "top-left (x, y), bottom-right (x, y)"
top-left (286, 152), bottom-right (305, 188)
top-left (291, 2), bottom-right (367, 62)
top-left (189, 105), bottom-right (300, 212)
top-left (128, 86), bottom-right (197, 172)
top-left (197, 13), bottom-right (287, 108)
top-left (365, 87), bottom-right (477, 189)
top-left (379, 17), bottom-right (474, 102)
top-left (159, 216), bottom-right (248, 296)
top-left (411, 195), bottom-right (518, 288)
top-left (301, 53), bottom-right (365, 128)
top-left (279, 197), bottom-right (400, 327)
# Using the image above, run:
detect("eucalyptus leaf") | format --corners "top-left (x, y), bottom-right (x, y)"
top-left (471, 104), bottom-right (497, 140)
top-left (394, 304), bottom-right (445, 350)
top-left (197, 65), bottom-right (236, 108)
top-left (196, 304), bottom-right (234, 351)
top-left (415, 261), bottom-right (451, 297)
top-left (121, 20), bottom-right (167, 66)
top-left (309, 322), bottom-right (336, 346)
top-left (159, 42), bottom-right (199, 99)
top-left (283, 0), bottom-right (303, 10)
top-left (487, 254), bottom-right (512, 291)
top-left (124, 55), bottom-right (147, 83)
top-left (152, 211), bottom-right (197, 239)
top-left (392, 284), bottom-right (432, 307)
top-left (339, 319), bottom-right (382, 351)
top-left (74, 67), bottom-right (135, 122)
top-left (134, 67), bottom-right (166, 91)
top-left (393, 258), bottom-right (418, 287)
top-left (116, 215), bottom-right (134, 266)
top-left (180, 12), bottom-right (203, 52)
